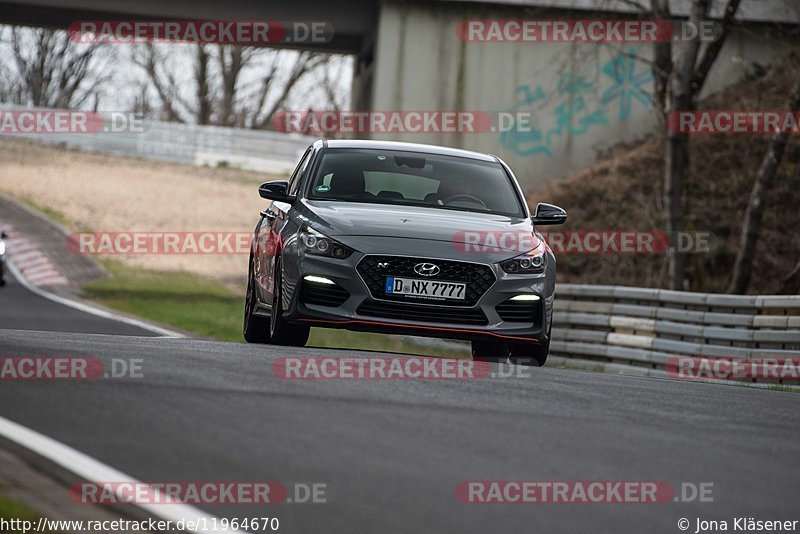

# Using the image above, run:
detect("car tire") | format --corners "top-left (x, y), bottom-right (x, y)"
top-left (471, 339), bottom-right (509, 363)
top-left (243, 257), bottom-right (271, 343)
top-left (509, 326), bottom-right (550, 367)
top-left (269, 257), bottom-right (310, 347)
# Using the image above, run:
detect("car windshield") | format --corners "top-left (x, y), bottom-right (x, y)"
top-left (307, 148), bottom-right (525, 217)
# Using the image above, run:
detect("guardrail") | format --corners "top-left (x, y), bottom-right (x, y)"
top-left (0, 104), bottom-right (314, 174)
top-left (550, 285), bottom-right (800, 386)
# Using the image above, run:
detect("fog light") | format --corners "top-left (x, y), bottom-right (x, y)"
top-left (303, 275), bottom-right (335, 285)
top-left (510, 294), bottom-right (541, 301)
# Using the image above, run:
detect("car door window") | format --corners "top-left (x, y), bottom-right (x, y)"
top-left (289, 148), bottom-right (313, 196)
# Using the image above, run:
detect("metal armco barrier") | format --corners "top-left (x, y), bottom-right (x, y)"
top-left (550, 285), bottom-right (800, 386)
top-left (0, 105), bottom-right (314, 174)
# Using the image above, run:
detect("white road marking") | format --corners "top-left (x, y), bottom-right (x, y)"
top-left (0, 415), bottom-right (243, 534)
top-left (6, 260), bottom-right (184, 337)
top-left (1, 221), bottom-right (184, 338)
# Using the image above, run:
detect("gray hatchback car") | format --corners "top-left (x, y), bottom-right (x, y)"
top-left (243, 140), bottom-right (566, 365)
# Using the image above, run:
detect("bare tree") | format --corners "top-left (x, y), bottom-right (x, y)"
top-left (780, 258), bottom-right (800, 295)
top-left (217, 44), bottom-right (251, 126)
top-left (318, 56), bottom-right (350, 112)
top-left (650, 0), bottom-right (672, 116)
top-left (131, 44), bottom-right (186, 122)
top-left (1, 26), bottom-right (112, 108)
top-left (195, 44), bottom-right (214, 125)
top-left (247, 51), bottom-right (329, 129)
top-left (663, 0), bottom-right (711, 290)
top-left (640, 0), bottom-right (743, 289)
top-left (133, 43), bottom-right (332, 128)
top-left (727, 78), bottom-right (800, 293)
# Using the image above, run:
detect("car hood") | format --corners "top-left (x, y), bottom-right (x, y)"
top-left (301, 200), bottom-right (537, 253)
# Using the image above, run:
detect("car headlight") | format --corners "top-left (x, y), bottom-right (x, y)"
top-left (500, 236), bottom-right (546, 274)
top-left (0, 241), bottom-right (5, 255)
top-left (299, 227), bottom-right (353, 259)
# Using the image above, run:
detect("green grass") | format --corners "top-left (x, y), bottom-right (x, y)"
top-left (764, 384), bottom-right (800, 393)
top-left (83, 260), bottom-right (469, 357)
top-left (84, 260), bottom-right (244, 341)
top-left (0, 496), bottom-right (58, 533)
top-left (0, 495), bottom-right (44, 531)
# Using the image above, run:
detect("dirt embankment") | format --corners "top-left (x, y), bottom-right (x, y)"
top-left (531, 54), bottom-right (800, 294)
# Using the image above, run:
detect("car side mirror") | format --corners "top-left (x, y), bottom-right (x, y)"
top-left (531, 203), bottom-right (567, 225)
top-left (0, 231), bottom-right (6, 239)
top-left (258, 180), bottom-right (295, 203)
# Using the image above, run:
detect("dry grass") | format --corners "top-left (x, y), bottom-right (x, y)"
top-left (0, 139), bottom-right (283, 288)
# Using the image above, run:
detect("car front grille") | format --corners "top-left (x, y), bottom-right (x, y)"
top-left (357, 301), bottom-right (489, 326)
top-left (300, 281), bottom-right (350, 307)
top-left (356, 255), bottom-right (496, 307)
top-left (496, 299), bottom-right (541, 325)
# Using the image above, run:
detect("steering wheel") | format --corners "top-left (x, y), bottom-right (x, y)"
top-left (444, 194), bottom-right (488, 209)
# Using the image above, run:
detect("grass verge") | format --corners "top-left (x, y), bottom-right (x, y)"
top-left (0, 495), bottom-right (51, 532)
top-left (0, 495), bottom-right (39, 522)
top-left (83, 260), bottom-right (243, 341)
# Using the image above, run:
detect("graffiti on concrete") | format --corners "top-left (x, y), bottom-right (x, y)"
top-left (500, 50), bottom-right (653, 157)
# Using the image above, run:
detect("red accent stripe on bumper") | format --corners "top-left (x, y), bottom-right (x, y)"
top-left (297, 317), bottom-right (540, 343)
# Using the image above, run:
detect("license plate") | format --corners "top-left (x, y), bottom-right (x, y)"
top-left (385, 276), bottom-right (466, 300)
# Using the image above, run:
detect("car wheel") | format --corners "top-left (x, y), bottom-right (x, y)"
top-left (509, 326), bottom-right (550, 367)
top-left (269, 257), bottom-right (310, 347)
top-left (243, 257), bottom-right (270, 343)
top-left (471, 339), bottom-right (509, 363)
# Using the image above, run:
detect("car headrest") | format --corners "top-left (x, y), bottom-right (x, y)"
top-left (329, 169), bottom-right (366, 195)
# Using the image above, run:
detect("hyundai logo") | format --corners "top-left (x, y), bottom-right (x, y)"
top-left (414, 262), bottom-right (440, 277)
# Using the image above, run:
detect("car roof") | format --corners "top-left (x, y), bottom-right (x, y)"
top-left (319, 139), bottom-right (498, 162)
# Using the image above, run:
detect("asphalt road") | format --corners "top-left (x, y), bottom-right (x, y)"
top-left (1, 268), bottom-right (798, 534)
top-left (0, 265), bottom-right (157, 336)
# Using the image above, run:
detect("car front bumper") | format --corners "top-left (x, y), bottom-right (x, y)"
top-left (280, 240), bottom-right (554, 344)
